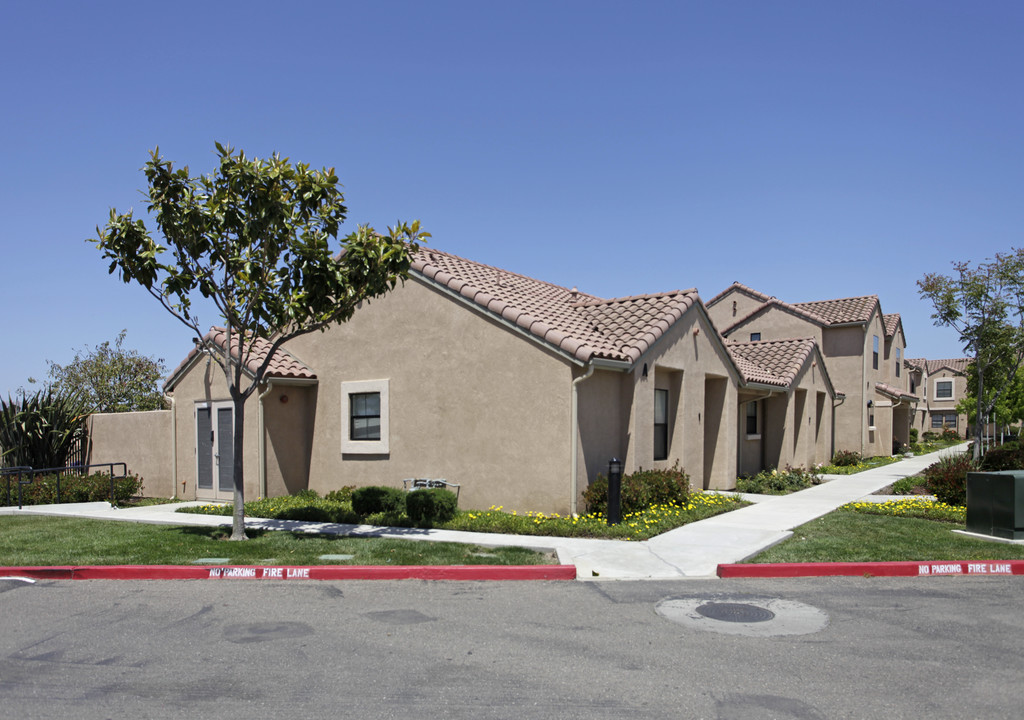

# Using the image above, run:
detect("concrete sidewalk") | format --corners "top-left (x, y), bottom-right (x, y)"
top-left (0, 444), bottom-right (969, 580)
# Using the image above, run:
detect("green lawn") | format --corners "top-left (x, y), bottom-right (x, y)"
top-left (0, 516), bottom-right (550, 567)
top-left (749, 509), bottom-right (1024, 563)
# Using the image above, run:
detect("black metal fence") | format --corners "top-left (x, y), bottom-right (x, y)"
top-left (1, 462), bottom-right (128, 509)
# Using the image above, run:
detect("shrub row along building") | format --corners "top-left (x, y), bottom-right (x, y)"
top-left (86, 246), bottom-right (967, 514)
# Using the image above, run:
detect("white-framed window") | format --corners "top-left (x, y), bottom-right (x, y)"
top-left (935, 379), bottom-right (953, 399)
top-left (341, 379), bottom-right (389, 454)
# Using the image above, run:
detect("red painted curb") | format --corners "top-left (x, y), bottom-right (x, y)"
top-left (0, 564), bottom-right (576, 582)
top-left (718, 560), bottom-right (1024, 579)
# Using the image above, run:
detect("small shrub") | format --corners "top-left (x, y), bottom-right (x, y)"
top-left (891, 477), bottom-right (919, 495)
top-left (831, 450), bottom-right (862, 467)
top-left (940, 428), bottom-right (961, 441)
top-left (735, 466), bottom-right (820, 495)
top-left (405, 488), bottom-right (458, 526)
top-left (909, 428), bottom-right (919, 444)
top-left (583, 464), bottom-right (690, 515)
top-left (980, 441), bottom-right (1024, 472)
top-left (324, 486), bottom-right (356, 503)
top-left (293, 488), bottom-right (320, 500)
top-left (923, 453), bottom-right (977, 506)
top-left (328, 505), bottom-right (361, 524)
top-left (14, 471), bottom-right (143, 506)
top-left (922, 431), bottom-right (938, 442)
top-left (351, 486), bottom-right (407, 518)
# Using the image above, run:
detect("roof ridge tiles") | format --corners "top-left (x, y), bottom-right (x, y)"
top-left (412, 247), bottom-right (599, 299)
top-left (572, 288), bottom-right (697, 309)
top-left (706, 281), bottom-right (775, 307)
top-left (794, 293), bottom-right (879, 305)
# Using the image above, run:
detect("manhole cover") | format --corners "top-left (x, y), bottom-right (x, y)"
top-left (696, 602), bottom-right (776, 623)
top-left (656, 595), bottom-right (829, 637)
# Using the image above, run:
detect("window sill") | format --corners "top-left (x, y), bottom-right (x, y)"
top-left (745, 434), bottom-right (761, 440)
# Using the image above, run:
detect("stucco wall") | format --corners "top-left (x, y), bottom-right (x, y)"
top-left (706, 289), bottom-right (771, 332)
top-left (576, 368), bottom-right (627, 509)
top-left (729, 310), bottom-right (824, 346)
top-left (285, 277), bottom-right (576, 514)
top-left (620, 308), bottom-right (738, 490)
top-left (87, 410), bottom-right (174, 497)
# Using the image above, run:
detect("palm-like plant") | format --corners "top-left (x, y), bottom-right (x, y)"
top-left (0, 387), bottom-right (90, 470)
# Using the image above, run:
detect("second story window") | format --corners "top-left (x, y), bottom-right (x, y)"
top-left (936, 380), bottom-right (953, 399)
top-left (896, 347), bottom-right (901, 377)
top-left (873, 336), bottom-right (879, 370)
top-left (750, 332), bottom-right (761, 342)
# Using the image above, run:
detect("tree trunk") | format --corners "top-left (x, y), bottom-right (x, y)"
top-left (230, 385), bottom-right (248, 541)
top-left (974, 362), bottom-right (984, 461)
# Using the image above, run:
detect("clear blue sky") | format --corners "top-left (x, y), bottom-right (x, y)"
top-left (3, 1), bottom-right (1021, 396)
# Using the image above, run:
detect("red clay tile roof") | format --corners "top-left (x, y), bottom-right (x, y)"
top-left (165, 327), bottom-right (316, 390)
top-left (791, 295), bottom-right (879, 325)
top-left (925, 358), bottom-right (971, 375)
top-left (721, 292), bottom-right (884, 337)
top-left (882, 313), bottom-right (902, 338)
top-left (706, 281), bottom-right (775, 308)
top-left (411, 248), bottom-right (699, 363)
top-left (875, 382), bottom-right (919, 402)
top-left (726, 337), bottom-right (822, 389)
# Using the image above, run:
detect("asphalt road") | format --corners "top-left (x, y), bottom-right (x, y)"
top-left (1, 575), bottom-right (1021, 719)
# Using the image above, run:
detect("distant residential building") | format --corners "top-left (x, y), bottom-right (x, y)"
top-left (707, 283), bottom-right (916, 457)
top-left (905, 358), bottom-right (970, 438)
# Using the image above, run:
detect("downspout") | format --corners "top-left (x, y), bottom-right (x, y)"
top-left (570, 363), bottom-right (596, 516)
top-left (258, 381), bottom-right (275, 499)
top-left (861, 328), bottom-right (868, 455)
top-left (164, 394), bottom-right (177, 499)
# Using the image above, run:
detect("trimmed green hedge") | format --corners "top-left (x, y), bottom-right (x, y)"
top-left (351, 486), bottom-right (407, 517)
top-left (5, 471), bottom-right (143, 506)
top-left (406, 488), bottom-right (458, 526)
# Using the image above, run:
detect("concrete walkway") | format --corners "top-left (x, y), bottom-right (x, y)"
top-left (0, 444), bottom-right (969, 580)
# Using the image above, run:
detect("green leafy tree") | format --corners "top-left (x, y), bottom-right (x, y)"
top-left (918, 248), bottom-right (1024, 459)
top-left (957, 359), bottom-right (1024, 439)
top-left (45, 330), bottom-right (166, 413)
top-left (94, 144), bottom-right (428, 539)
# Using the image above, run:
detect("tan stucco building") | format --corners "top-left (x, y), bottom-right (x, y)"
top-left (88, 248), bottom-right (837, 513)
top-left (906, 358), bottom-right (970, 438)
top-left (706, 282), bottom-right (917, 458)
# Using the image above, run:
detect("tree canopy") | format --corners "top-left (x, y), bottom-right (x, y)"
top-left (918, 248), bottom-right (1024, 457)
top-left (94, 144), bottom-right (428, 538)
top-left (45, 330), bottom-right (166, 413)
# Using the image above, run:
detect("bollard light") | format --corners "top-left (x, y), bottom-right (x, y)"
top-left (607, 457), bottom-right (623, 526)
